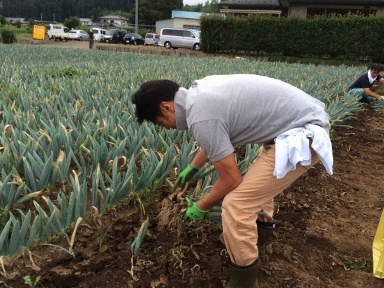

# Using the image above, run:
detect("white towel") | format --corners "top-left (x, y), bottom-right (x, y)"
top-left (273, 124), bottom-right (333, 179)
top-left (368, 70), bottom-right (377, 84)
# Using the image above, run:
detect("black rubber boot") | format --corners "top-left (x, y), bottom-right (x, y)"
top-left (225, 259), bottom-right (260, 288)
top-left (256, 220), bottom-right (275, 258)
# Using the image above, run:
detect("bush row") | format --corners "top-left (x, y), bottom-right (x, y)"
top-left (200, 14), bottom-right (384, 62)
top-left (0, 28), bottom-right (17, 43)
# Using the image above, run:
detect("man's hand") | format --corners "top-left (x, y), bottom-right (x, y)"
top-left (184, 198), bottom-right (208, 220)
top-left (173, 165), bottom-right (198, 191)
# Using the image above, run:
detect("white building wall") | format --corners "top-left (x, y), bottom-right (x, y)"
top-left (174, 18), bottom-right (200, 29)
top-left (156, 19), bottom-right (175, 33)
top-left (156, 18), bottom-right (200, 33)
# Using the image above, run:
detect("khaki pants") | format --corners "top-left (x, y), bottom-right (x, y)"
top-left (221, 143), bottom-right (319, 266)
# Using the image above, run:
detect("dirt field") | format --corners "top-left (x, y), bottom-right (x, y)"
top-left (2, 40), bottom-right (384, 288)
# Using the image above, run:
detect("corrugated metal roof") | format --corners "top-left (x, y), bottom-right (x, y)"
top-left (171, 11), bottom-right (202, 19)
top-left (99, 15), bottom-right (129, 20)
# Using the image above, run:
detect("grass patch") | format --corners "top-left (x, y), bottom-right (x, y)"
top-left (344, 259), bottom-right (372, 271)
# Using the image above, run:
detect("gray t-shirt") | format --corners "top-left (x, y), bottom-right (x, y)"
top-left (174, 74), bottom-right (330, 163)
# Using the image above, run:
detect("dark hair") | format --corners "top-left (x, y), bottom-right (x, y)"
top-left (369, 63), bottom-right (383, 71)
top-left (132, 80), bottom-right (180, 124)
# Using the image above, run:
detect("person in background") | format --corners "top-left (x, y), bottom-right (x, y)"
top-left (132, 74), bottom-right (333, 288)
top-left (348, 63), bottom-right (384, 104)
top-left (89, 31), bottom-right (95, 49)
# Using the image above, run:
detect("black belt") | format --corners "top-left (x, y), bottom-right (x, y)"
top-left (263, 138), bottom-right (276, 145)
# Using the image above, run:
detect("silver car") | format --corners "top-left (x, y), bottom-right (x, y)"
top-left (144, 33), bottom-right (159, 46)
top-left (67, 30), bottom-right (90, 41)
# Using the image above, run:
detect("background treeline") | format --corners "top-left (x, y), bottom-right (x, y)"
top-left (1, 0), bottom-right (136, 21)
top-left (0, 0), bottom-right (218, 24)
top-left (0, 0), bottom-right (183, 23)
top-left (201, 13), bottom-right (384, 62)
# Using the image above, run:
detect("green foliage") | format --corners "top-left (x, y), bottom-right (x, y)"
top-left (127, 0), bottom-right (182, 25)
top-left (63, 16), bottom-right (82, 30)
top-left (0, 15), bottom-right (7, 26)
top-left (344, 259), bottom-right (371, 271)
top-left (1, 0), bottom-right (209, 26)
top-left (0, 24), bottom-right (32, 36)
top-left (0, 28), bottom-right (17, 43)
top-left (41, 217), bottom-right (83, 258)
top-left (131, 217), bottom-right (149, 255)
top-left (45, 66), bottom-right (97, 78)
top-left (23, 275), bottom-right (41, 288)
top-left (0, 44), bottom-right (377, 260)
top-left (138, 28), bottom-right (154, 36)
top-left (45, 67), bottom-right (80, 78)
top-left (200, 13), bottom-right (384, 62)
top-left (183, 0), bottom-right (218, 12)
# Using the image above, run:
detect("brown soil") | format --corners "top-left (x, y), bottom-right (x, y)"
top-left (2, 40), bottom-right (384, 288)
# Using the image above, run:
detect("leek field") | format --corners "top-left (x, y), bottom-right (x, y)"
top-left (0, 44), bottom-right (383, 287)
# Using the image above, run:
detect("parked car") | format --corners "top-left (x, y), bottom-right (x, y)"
top-left (91, 27), bottom-right (107, 42)
top-left (144, 33), bottom-right (159, 46)
top-left (158, 28), bottom-right (200, 50)
top-left (112, 30), bottom-right (126, 43)
top-left (100, 30), bottom-right (126, 43)
top-left (123, 33), bottom-right (145, 45)
top-left (67, 30), bottom-right (90, 41)
top-left (100, 30), bottom-right (113, 43)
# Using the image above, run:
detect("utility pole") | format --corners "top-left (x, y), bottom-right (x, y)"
top-left (135, 0), bottom-right (138, 33)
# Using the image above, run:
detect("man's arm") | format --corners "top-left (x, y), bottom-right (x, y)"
top-left (379, 78), bottom-right (384, 85)
top-left (190, 148), bottom-right (209, 168)
top-left (197, 153), bottom-right (242, 211)
top-left (364, 87), bottom-right (381, 99)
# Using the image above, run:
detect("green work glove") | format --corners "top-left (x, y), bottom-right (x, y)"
top-left (173, 164), bottom-right (198, 190)
top-left (184, 197), bottom-right (208, 220)
top-left (380, 96), bottom-right (384, 100)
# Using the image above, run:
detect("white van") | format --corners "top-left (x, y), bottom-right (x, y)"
top-left (158, 28), bottom-right (200, 51)
top-left (91, 27), bottom-right (107, 42)
top-left (47, 24), bottom-right (69, 41)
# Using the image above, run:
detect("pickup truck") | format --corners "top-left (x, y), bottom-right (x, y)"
top-left (47, 24), bottom-right (69, 41)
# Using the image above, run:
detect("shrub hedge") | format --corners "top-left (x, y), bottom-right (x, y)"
top-left (200, 13), bottom-right (384, 62)
top-left (0, 28), bottom-right (17, 43)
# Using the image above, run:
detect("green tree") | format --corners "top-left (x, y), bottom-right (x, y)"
top-left (129, 0), bottom-right (182, 25)
top-left (183, 4), bottom-right (203, 12)
top-left (0, 15), bottom-right (7, 26)
top-left (201, 0), bottom-right (219, 13)
top-left (133, 0), bottom-right (162, 24)
top-left (183, 0), bottom-right (219, 12)
top-left (28, 18), bottom-right (35, 28)
top-left (64, 16), bottom-right (81, 29)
